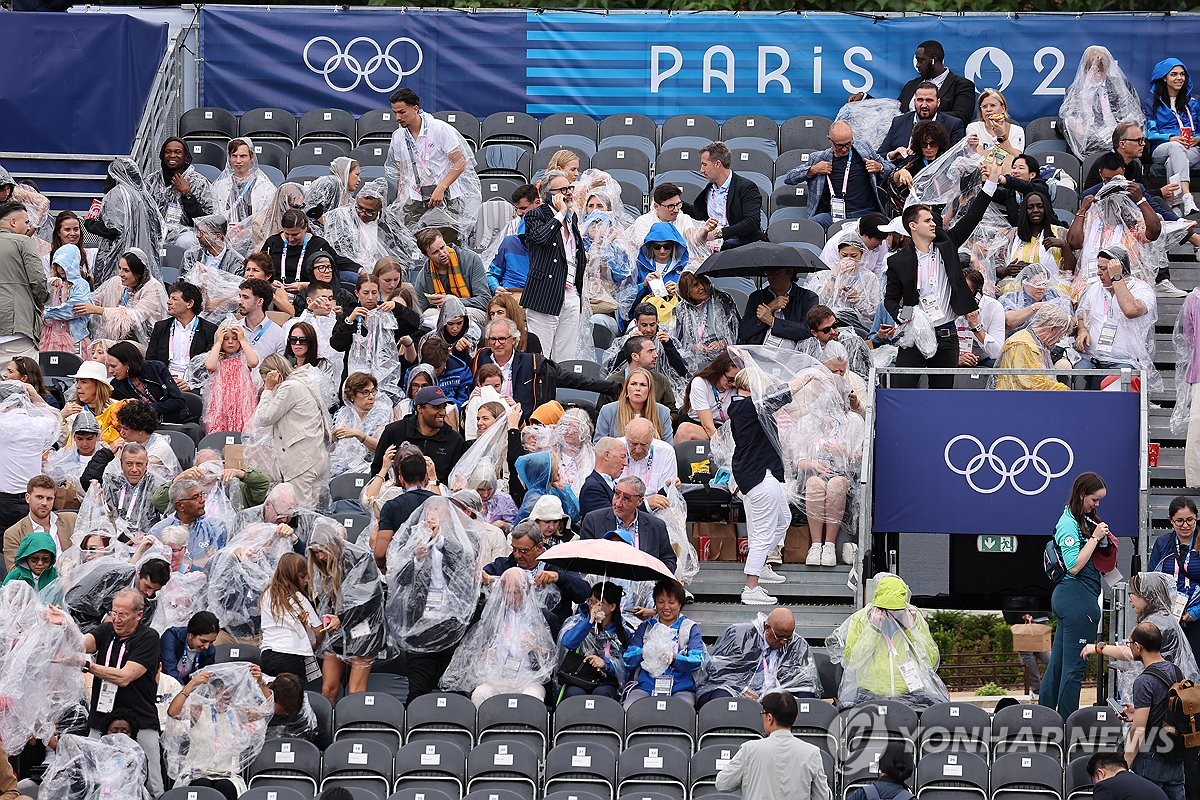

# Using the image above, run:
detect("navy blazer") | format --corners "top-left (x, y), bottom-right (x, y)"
top-left (879, 111), bottom-right (966, 156)
top-left (578, 471), bottom-right (615, 521)
top-left (519, 202), bottom-right (588, 316)
top-left (112, 359), bottom-right (192, 424)
top-left (160, 625), bottom-right (215, 682)
top-left (146, 315), bottom-right (218, 368)
top-left (578, 507), bottom-right (677, 575)
top-left (736, 284), bottom-right (820, 346)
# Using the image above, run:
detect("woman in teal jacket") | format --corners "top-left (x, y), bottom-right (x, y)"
top-left (1040, 471), bottom-right (1110, 717)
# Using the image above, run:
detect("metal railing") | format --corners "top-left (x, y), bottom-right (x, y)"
top-left (131, 25), bottom-right (189, 177)
top-left (855, 367), bottom-right (1151, 610)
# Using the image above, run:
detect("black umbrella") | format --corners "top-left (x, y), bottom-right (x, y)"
top-left (695, 241), bottom-right (825, 278)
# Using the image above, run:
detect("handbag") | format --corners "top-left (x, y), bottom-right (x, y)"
top-left (557, 649), bottom-right (610, 691)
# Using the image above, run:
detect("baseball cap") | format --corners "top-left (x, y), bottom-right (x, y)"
top-left (414, 386), bottom-right (449, 406)
top-left (879, 216), bottom-right (909, 237)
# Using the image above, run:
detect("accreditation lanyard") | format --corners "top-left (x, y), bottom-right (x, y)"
top-left (825, 149), bottom-right (853, 199)
top-left (281, 235), bottom-right (309, 283)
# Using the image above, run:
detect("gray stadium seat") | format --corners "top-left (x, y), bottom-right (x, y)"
top-left (289, 141), bottom-right (349, 170)
top-left (335, 692), bottom-right (405, 750)
top-left (247, 737), bottom-right (322, 797)
top-left (299, 108), bottom-right (356, 147)
top-left (599, 113), bottom-right (657, 144)
top-left (180, 107), bottom-right (238, 142)
top-left (240, 107), bottom-right (297, 143)
top-left (481, 111), bottom-right (538, 148)
top-left (781, 115), bottom-right (834, 152)
top-left (466, 740), bottom-right (540, 797)
top-left (434, 110), bottom-right (482, 146)
top-left (661, 114), bottom-right (720, 144)
top-left (357, 108), bottom-right (398, 143)
top-left (352, 143), bottom-right (391, 168)
top-left (321, 738), bottom-right (395, 799)
top-left (722, 115), bottom-right (779, 145)
top-left (393, 739), bottom-right (466, 799)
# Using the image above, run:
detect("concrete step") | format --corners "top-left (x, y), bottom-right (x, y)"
top-left (689, 561), bottom-right (855, 600)
top-left (684, 600), bottom-right (854, 644)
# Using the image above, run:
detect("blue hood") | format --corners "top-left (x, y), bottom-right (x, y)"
top-left (52, 245), bottom-right (83, 282)
top-left (515, 450), bottom-right (553, 495)
top-left (636, 221), bottom-right (689, 284)
top-left (1151, 58), bottom-right (1193, 96)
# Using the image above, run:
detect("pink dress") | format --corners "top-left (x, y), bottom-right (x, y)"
top-left (40, 282), bottom-right (91, 355)
top-left (203, 353), bottom-right (257, 434)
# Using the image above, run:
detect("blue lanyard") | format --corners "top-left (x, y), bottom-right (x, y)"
top-left (281, 235), bottom-right (309, 282)
top-left (248, 319), bottom-right (271, 345)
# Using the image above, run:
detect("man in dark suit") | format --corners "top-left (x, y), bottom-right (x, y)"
top-left (1087, 751), bottom-right (1168, 800)
top-left (519, 169), bottom-right (588, 361)
top-left (737, 266), bottom-right (820, 347)
top-left (884, 160), bottom-right (1001, 389)
top-left (879, 81), bottom-right (966, 159)
top-left (853, 40), bottom-right (976, 126)
top-left (684, 141), bottom-right (763, 250)
top-left (145, 280), bottom-right (216, 391)
top-left (579, 475), bottom-right (677, 575)
top-left (482, 521), bottom-right (590, 634)
top-left (578, 437), bottom-right (627, 520)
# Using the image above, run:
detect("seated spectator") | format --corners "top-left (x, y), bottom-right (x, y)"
top-left (150, 448), bottom-right (271, 516)
top-left (513, 450), bottom-right (580, 526)
top-left (956, 268), bottom-right (1005, 369)
top-left (148, 479), bottom-right (228, 572)
top-left (486, 291), bottom-right (542, 354)
top-left (45, 410), bottom-right (104, 503)
top-left (103, 399), bottom-right (180, 480)
top-left (698, 609), bottom-right (820, 705)
top-left (2, 530), bottom-right (57, 592)
top-left (628, 222), bottom-right (693, 324)
top-left (411, 228), bottom-right (491, 328)
top-left (75, 248), bottom-right (167, 344)
top-left (605, 334), bottom-right (677, 411)
top-left (87, 442), bottom-right (166, 533)
top-left (42, 244), bottom-right (94, 359)
top-left (881, 80), bottom-right (966, 159)
top-left (557, 581), bottom-right (630, 702)
top-left (676, 353), bottom-right (739, 443)
top-left (146, 281), bottom-right (218, 391)
top-left (240, 252), bottom-right (296, 319)
top-left (807, 237), bottom-right (882, 334)
top-left (620, 417), bottom-right (680, 502)
top-left (470, 318), bottom-right (551, 422)
top-left (450, 488), bottom-right (510, 565)
top-left (321, 179), bottom-right (416, 274)
top-left (528, 494), bottom-right (573, 547)
top-left (683, 140), bottom-right (764, 250)
top-left (2, 474), bottom-right (75, 569)
top-left (160, 610), bottom-right (219, 682)
top-left (106, 340), bottom-right (192, 426)
top-left (468, 470), bottom-right (518, 534)
top-left (3, 356), bottom-right (58, 410)
top-left (888, 120), bottom-right (953, 206)
top-left (329, 371), bottom-right (390, 476)
top-left (329, 273), bottom-right (422, 393)
top-left (422, 294), bottom-right (480, 358)
top-left (628, 183), bottom-right (716, 257)
top-left (737, 266), bottom-right (819, 347)
top-left (1074, 246), bottom-right (1157, 389)
top-left (579, 474), bottom-right (677, 576)
top-left (828, 573), bottom-right (949, 710)
top-left (181, 214), bottom-right (243, 276)
top-left (441, 567), bottom-right (558, 707)
top-left (820, 213), bottom-right (891, 279)
top-left (673, 272), bottom-right (740, 375)
top-left (845, 742), bottom-right (915, 800)
top-left (482, 521), bottom-right (589, 632)
top-left (287, 278), bottom-right (337, 354)
top-left (783, 121), bottom-right (893, 230)
top-left (965, 88), bottom-right (1025, 162)
top-left (259, 552), bottom-right (324, 679)
top-left (595, 367), bottom-right (674, 444)
top-left (797, 305), bottom-right (872, 382)
top-left (623, 578), bottom-right (704, 708)
top-left (372, 386), bottom-right (466, 486)
top-left (1146, 58), bottom-right (1200, 217)
top-left (265, 672), bottom-right (323, 746)
top-left (421, 336), bottom-right (474, 409)
top-left (1001, 263), bottom-right (1075, 333)
top-left (606, 302), bottom-right (689, 381)
top-left (991, 154), bottom-right (1052, 227)
top-left (152, 137), bottom-right (213, 251)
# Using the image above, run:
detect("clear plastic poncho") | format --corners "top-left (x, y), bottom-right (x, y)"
top-left (672, 287), bottom-right (741, 377)
top-left (825, 573), bottom-right (949, 710)
top-left (699, 614), bottom-right (821, 698)
top-left (249, 181), bottom-right (306, 253)
top-left (40, 733), bottom-right (151, 800)
top-left (55, 494), bottom-right (130, 590)
top-left (61, 550), bottom-right (137, 634)
top-left (93, 157), bottom-right (165, 285)
top-left (210, 137), bottom-right (279, 230)
top-left (181, 214), bottom-right (245, 277)
top-left (330, 399), bottom-right (393, 475)
top-left (0, 378), bottom-right (60, 462)
top-left (162, 662), bottom-right (274, 784)
top-left (322, 178), bottom-right (419, 268)
top-left (1171, 288), bottom-right (1200, 434)
top-left (806, 257), bottom-right (883, 330)
top-left (204, 521), bottom-right (298, 640)
top-left (578, 169), bottom-right (637, 314)
top-left (387, 111), bottom-right (482, 242)
top-left (101, 462), bottom-right (166, 536)
top-left (89, 261), bottom-right (168, 345)
top-left (897, 305), bottom-right (938, 359)
top-left (907, 138), bottom-right (983, 209)
top-left (1114, 571), bottom-right (1200, 702)
top-left (151, 567), bottom-right (207, 633)
top-left (439, 567), bottom-right (559, 694)
top-left (1059, 45), bottom-right (1145, 161)
top-left (184, 258), bottom-right (244, 322)
top-left (302, 175), bottom-right (344, 238)
top-left (346, 305), bottom-right (406, 403)
top-left (385, 496), bottom-right (483, 654)
top-left (45, 411), bottom-right (106, 505)
top-left (449, 412), bottom-right (510, 492)
top-left (0, 584), bottom-right (88, 752)
top-left (309, 521), bottom-right (386, 661)
top-left (655, 483), bottom-right (700, 584)
top-left (835, 98), bottom-right (902, 153)
top-left (554, 409), bottom-right (597, 497)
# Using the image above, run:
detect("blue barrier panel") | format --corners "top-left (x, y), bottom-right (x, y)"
top-left (872, 388), bottom-right (1139, 537)
top-left (200, 8), bottom-right (1200, 123)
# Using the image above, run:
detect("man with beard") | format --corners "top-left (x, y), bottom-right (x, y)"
top-left (149, 138), bottom-right (213, 251)
top-left (849, 40), bottom-right (977, 126)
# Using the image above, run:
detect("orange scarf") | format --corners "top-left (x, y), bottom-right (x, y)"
top-left (431, 248), bottom-right (469, 298)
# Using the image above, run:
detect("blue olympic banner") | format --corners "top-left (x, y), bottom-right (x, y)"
top-left (871, 389), bottom-right (1140, 537)
top-left (0, 12), bottom-right (166, 155)
top-left (200, 7), bottom-right (1200, 123)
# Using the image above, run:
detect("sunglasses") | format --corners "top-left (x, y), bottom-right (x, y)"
top-left (649, 242), bottom-right (674, 251)
top-left (816, 325), bottom-right (837, 334)
top-left (287, 336), bottom-right (309, 344)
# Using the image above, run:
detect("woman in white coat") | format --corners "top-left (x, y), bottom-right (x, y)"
top-left (252, 353), bottom-right (331, 510)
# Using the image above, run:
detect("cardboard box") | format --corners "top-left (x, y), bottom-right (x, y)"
top-left (224, 443), bottom-right (245, 471)
top-left (692, 522), bottom-right (737, 562)
top-left (1012, 623), bottom-right (1053, 653)
top-left (782, 525), bottom-right (814, 564)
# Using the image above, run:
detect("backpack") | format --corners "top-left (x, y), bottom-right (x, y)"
top-left (1146, 663), bottom-right (1199, 761)
top-left (862, 784), bottom-right (916, 800)
top-left (1044, 538), bottom-right (1068, 584)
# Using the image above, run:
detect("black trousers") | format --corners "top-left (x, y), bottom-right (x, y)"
top-left (405, 647), bottom-right (457, 704)
top-left (0, 492), bottom-right (27, 554)
top-left (261, 649), bottom-right (308, 680)
top-left (890, 324), bottom-right (960, 389)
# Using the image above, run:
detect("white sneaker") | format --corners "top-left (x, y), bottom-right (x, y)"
top-left (1157, 278), bottom-right (1188, 298)
top-left (1184, 194), bottom-right (1199, 216)
top-left (842, 543), bottom-right (859, 566)
top-left (740, 585), bottom-right (778, 605)
top-left (758, 565), bottom-right (787, 584)
top-left (805, 545), bottom-right (823, 566)
top-left (821, 542), bottom-right (837, 567)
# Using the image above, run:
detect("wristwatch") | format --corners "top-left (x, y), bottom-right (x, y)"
top-left (971, 324), bottom-right (984, 333)
top-left (81, 661), bottom-right (91, 674)
top-left (996, 135), bottom-right (1007, 144)
top-left (1111, 274), bottom-right (1124, 282)
top-left (1096, 641), bottom-right (1107, 654)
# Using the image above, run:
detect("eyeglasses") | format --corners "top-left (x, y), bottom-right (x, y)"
top-left (1174, 517), bottom-right (1198, 527)
top-left (357, 389), bottom-right (378, 398)
top-left (488, 335), bottom-right (513, 343)
top-left (829, 139), bottom-right (853, 151)
top-left (766, 623), bottom-right (794, 642)
top-left (355, 205), bottom-right (381, 219)
top-left (551, 186), bottom-right (575, 196)
top-left (513, 544), bottom-right (541, 556)
top-left (111, 610), bottom-right (140, 621)
top-left (312, 263), bottom-right (333, 271)
top-left (614, 490), bottom-right (644, 501)
top-left (287, 336), bottom-right (309, 344)
top-left (816, 325), bottom-right (837, 334)
top-left (27, 553), bottom-right (52, 564)
top-left (649, 242), bottom-right (674, 251)
top-left (659, 202), bottom-right (683, 211)
top-left (1120, 137), bottom-right (1147, 144)
top-left (181, 494), bottom-right (205, 503)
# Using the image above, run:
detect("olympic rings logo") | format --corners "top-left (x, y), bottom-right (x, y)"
top-left (943, 435), bottom-right (1074, 496)
top-left (302, 36), bottom-right (424, 94)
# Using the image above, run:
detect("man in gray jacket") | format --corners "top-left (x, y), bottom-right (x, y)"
top-left (715, 691), bottom-right (832, 800)
top-left (0, 201), bottom-right (49, 360)
top-left (411, 227), bottom-right (491, 329)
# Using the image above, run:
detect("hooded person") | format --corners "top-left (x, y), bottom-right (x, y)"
top-left (672, 271), bottom-right (742, 377)
top-left (995, 304), bottom-right (1074, 391)
top-left (826, 573), bottom-right (949, 710)
top-left (697, 610), bottom-right (822, 704)
top-left (46, 408), bottom-right (106, 503)
top-left (150, 136), bottom-right (214, 251)
top-left (1060, 46), bottom-right (1144, 162)
top-left (582, 210), bottom-right (636, 322)
top-left (181, 214), bottom-right (243, 276)
top-left (302, 175), bottom-right (343, 238)
top-left (1145, 57), bottom-right (1200, 216)
top-left (514, 450), bottom-right (581, 527)
top-left (322, 177), bottom-right (419, 268)
top-left (806, 236), bottom-right (883, 332)
top-left (209, 136), bottom-right (278, 230)
top-left (419, 293), bottom-right (481, 356)
top-left (439, 566), bottom-right (559, 706)
top-left (41, 243), bottom-right (94, 355)
top-left (38, 732), bottom-right (152, 800)
top-left (627, 221), bottom-right (691, 324)
top-left (999, 262), bottom-right (1074, 330)
top-left (554, 408), bottom-right (596, 498)
top-left (2, 529), bottom-right (59, 592)
top-left (87, 247), bottom-right (169, 345)
top-left (330, 156), bottom-right (360, 206)
top-left (250, 181), bottom-right (307, 253)
top-left (85, 157), bottom-right (165, 285)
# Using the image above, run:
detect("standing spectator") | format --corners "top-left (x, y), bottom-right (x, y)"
top-left (1087, 751), bottom-right (1170, 800)
top-left (520, 170), bottom-right (589, 361)
top-left (1145, 58), bottom-right (1200, 217)
top-left (684, 140), bottom-right (764, 249)
top-left (253, 353), bottom-right (331, 510)
top-left (84, 157), bottom-right (164, 286)
top-left (199, 319), bottom-right (259, 434)
top-left (883, 161), bottom-right (1000, 388)
top-left (1040, 472), bottom-right (1109, 718)
top-left (714, 691), bottom-right (832, 800)
top-left (577, 437), bottom-right (627, 520)
top-left (146, 281), bottom-right (218, 391)
top-left (0, 201), bottom-right (49, 360)
top-left (1149, 497), bottom-right (1200, 659)
top-left (259, 552), bottom-right (324, 678)
top-left (0, 383), bottom-right (58, 535)
top-left (783, 121), bottom-right (893, 230)
top-left (41, 244), bottom-right (93, 357)
top-left (851, 40), bottom-right (977, 126)
top-left (0, 740), bottom-right (31, 800)
top-left (150, 137), bottom-right (213, 251)
top-left (47, 589), bottom-right (165, 796)
top-left (737, 266), bottom-right (820, 348)
top-left (237, 277), bottom-right (288, 361)
top-left (1122, 623), bottom-right (1185, 799)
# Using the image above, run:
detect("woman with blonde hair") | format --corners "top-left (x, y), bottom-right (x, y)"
top-left (966, 88), bottom-right (1025, 162)
top-left (259, 551), bottom-right (324, 678)
top-left (487, 292), bottom-right (542, 354)
top-left (252, 353), bottom-right (331, 510)
top-left (545, 149), bottom-right (581, 185)
top-left (594, 366), bottom-right (674, 443)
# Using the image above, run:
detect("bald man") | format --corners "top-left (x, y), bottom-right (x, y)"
top-left (697, 608), bottom-right (823, 705)
top-left (782, 120), bottom-right (893, 231)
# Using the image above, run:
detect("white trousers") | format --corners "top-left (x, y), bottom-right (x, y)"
top-left (1153, 140), bottom-right (1200, 185)
top-left (525, 288), bottom-right (583, 361)
top-left (743, 473), bottom-right (791, 576)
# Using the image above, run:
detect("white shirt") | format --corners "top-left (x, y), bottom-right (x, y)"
top-left (260, 591), bottom-right (321, 656)
top-left (687, 377), bottom-right (733, 424)
top-left (620, 438), bottom-right (676, 495)
top-left (388, 115), bottom-right (468, 203)
top-left (965, 120), bottom-right (1026, 153)
top-left (1077, 278), bottom-right (1157, 363)
top-left (957, 294), bottom-right (1005, 361)
top-left (554, 210), bottom-right (578, 286)
top-left (0, 408), bottom-right (57, 494)
top-left (914, 246), bottom-right (955, 327)
top-left (28, 512), bottom-right (61, 554)
top-left (494, 353), bottom-right (515, 397)
top-left (629, 211), bottom-right (702, 252)
top-left (706, 174), bottom-right (732, 227)
top-left (169, 317), bottom-right (200, 377)
top-left (243, 316), bottom-right (287, 361)
top-left (202, 246), bottom-right (227, 270)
